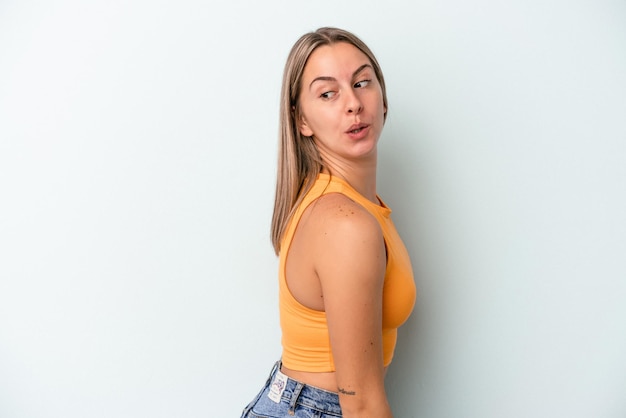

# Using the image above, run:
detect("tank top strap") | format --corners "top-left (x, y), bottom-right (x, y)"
top-left (315, 173), bottom-right (392, 219)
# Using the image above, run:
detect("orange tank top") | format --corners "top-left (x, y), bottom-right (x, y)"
top-left (279, 173), bottom-right (416, 372)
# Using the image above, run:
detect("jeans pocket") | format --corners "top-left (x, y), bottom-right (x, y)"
top-left (245, 391), bottom-right (290, 418)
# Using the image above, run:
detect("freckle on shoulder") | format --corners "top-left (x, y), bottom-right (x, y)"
top-left (313, 193), bottom-right (363, 218)
top-left (308, 194), bottom-right (379, 238)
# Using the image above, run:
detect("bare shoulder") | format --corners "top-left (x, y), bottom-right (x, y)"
top-left (305, 192), bottom-right (382, 242)
top-left (299, 193), bottom-right (385, 280)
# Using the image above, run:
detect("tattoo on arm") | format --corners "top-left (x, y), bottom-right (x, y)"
top-left (338, 387), bottom-right (356, 396)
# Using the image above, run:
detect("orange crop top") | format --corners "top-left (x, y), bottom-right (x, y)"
top-left (279, 173), bottom-right (416, 372)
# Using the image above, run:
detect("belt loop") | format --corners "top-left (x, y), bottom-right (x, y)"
top-left (266, 360), bottom-right (281, 386)
top-left (288, 382), bottom-right (304, 415)
top-left (271, 360), bottom-right (280, 376)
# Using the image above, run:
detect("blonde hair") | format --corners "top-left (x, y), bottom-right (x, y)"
top-left (270, 27), bottom-right (388, 254)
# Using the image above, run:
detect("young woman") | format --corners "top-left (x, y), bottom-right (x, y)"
top-left (241, 27), bottom-right (416, 418)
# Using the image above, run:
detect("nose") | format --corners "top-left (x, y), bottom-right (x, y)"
top-left (346, 89), bottom-right (363, 114)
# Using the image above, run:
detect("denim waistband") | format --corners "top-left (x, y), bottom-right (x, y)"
top-left (268, 360), bottom-right (342, 416)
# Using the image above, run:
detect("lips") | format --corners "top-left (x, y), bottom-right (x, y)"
top-left (345, 123), bottom-right (369, 134)
top-left (345, 123), bottom-right (371, 141)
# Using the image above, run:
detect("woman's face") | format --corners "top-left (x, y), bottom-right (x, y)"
top-left (297, 42), bottom-right (386, 166)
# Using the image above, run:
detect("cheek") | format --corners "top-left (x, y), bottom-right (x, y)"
top-left (305, 107), bottom-right (338, 133)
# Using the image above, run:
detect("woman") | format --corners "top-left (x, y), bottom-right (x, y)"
top-left (241, 27), bottom-right (416, 418)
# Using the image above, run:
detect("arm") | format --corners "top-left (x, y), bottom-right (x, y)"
top-left (311, 194), bottom-right (392, 418)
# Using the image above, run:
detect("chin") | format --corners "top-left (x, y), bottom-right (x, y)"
top-left (348, 140), bottom-right (378, 160)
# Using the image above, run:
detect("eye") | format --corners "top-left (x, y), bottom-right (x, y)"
top-left (320, 91), bottom-right (336, 99)
top-left (354, 79), bottom-right (371, 88)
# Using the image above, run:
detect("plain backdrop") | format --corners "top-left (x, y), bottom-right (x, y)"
top-left (1, 1), bottom-right (625, 417)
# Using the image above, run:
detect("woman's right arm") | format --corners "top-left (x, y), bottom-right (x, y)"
top-left (309, 193), bottom-right (392, 418)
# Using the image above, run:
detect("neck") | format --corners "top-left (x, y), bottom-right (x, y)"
top-left (321, 154), bottom-right (378, 204)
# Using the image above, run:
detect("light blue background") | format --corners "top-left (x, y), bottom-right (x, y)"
top-left (1, 1), bottom-right (625, 417)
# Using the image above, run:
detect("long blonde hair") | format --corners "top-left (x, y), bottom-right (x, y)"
top-left (270, 27), bottom-right (388, 254)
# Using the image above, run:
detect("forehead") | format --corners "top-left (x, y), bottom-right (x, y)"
top-left (302, 42), bottom-right (372, 80)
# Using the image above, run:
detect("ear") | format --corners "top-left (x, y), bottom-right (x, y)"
top-left (299, 116), bottom-right (314, 137)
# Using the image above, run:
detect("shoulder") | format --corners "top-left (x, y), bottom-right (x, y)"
top-left (300, 193), bottom-right (384, 274)
top-left (306, 192), bottom-right (381, 241)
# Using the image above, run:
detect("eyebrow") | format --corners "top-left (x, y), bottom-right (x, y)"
top-left (309, 63), bottom-right (373, 90)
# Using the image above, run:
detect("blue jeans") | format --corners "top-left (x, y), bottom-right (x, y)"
top-left (241, 361), bottom-right (342, 417)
